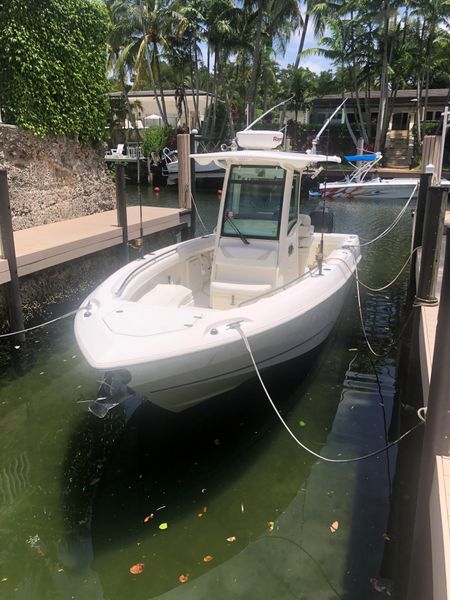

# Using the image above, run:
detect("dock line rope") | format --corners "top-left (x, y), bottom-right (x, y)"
top-left (0, 306), bottom-right (89, 339)
top-left (347, 246), bottom-right (416, 357)
top-left (232, 323), bottom-right (424, 463)
top-left (329, 247), bottom-right (418, 293)
top-left (190, 192), bottom-right (209, 233)
top-left (356, 183), bottom-right (417, 248)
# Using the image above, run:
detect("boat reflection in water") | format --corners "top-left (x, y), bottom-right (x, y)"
top-left (62, 338), bottom-right (346, 599)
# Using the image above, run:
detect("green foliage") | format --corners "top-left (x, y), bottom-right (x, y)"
top-left (412, 120), bottom-right (440, 136)
top-left (423, 120), bottom-right (440, 135)
top-left (0, 0), bottom-right (110, 143)
top-left (142, 125), bottom-right (174, 155)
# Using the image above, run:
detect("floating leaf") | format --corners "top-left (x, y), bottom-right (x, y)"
top-left (203, 555), bottom-right (214, 562)
top-left (240, 503), bottom-right (245, 513)
top-left (329, 521), bottom-right (339, 533)
top-left (143, 514), bottom-right (154, 523)
top-left (299, 420), bottom-right (306, 427)
top-left (57, 568), bottom-right (64, 573)
top-left (179, 574), bottom-right (189, 584)
top-left (267, 521), bottom-right (275, 532)
top-left (129, 563), bottom-right (144, 575)
top-left (159, 523), bottom-right (168, 530)
top-left (226, 536), bottom-right (237, 543)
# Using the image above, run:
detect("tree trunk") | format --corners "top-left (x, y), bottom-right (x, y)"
top-left (280, 11), bottom-right (309, 125)
top-left (153, 40), bottom-right (168, 125)
top-left (374, 1), bottom-right (389, 151)
top-left (247, 0), bottom-right (264, 123)
top-left (350, 12), bottom-right (368, 144)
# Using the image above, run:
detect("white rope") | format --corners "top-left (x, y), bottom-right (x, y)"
top-left (326, 246), bottom-right (418, 292)
top-left (234, 324), bottom-right (424, 463)
top-left (352, 256), bottom-right (387, 357)
top-left (190, 192), bottom-right (208, 233)
top-left (0, 306), bottom-right (89, 339)
top-left (357, 183), bottom-right (418, 248)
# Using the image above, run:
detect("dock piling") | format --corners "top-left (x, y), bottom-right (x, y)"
top-left (407, 224), bottom-right (450, 599)
top-left (415, 185), bottom-right (448, 305)
top-left (177, 134), bottom-right (191, 212)
top-left (407, 171), bottom-right (433, 301)
top-left (0, 170), bottom-right (25, 342)
top-left (190, 130), bottom-right (197, 239)
top-left (115, 163), bottom-right (129, 262)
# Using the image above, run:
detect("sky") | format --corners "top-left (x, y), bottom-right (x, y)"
top-left (279, 27), bottom-right (333, 73)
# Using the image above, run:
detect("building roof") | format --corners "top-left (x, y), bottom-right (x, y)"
top-left (311, 88), bottom-right (450, 104)
top-left (108, 89), bottom-right (213, 98)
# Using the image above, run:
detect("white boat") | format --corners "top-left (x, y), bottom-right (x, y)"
top-left (314, 153), bottom-right (421, 200)
top-left (162, 147), bottom-right (225, 183)
top-left (75, 130), bottom-right (361, 413)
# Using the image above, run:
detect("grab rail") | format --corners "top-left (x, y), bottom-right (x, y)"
top-left (114, 247), bottom-right (179, 297)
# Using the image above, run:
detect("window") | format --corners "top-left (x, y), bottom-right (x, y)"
top-left (222, 165), bottom-right (286, 240)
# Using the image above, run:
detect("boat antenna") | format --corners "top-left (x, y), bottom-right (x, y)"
top-left (243, 96), bottom-right (294, 132)
top-left (311, 97), bottom-right (348, 154)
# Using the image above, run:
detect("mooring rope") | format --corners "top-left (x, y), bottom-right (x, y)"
top-left (356, 183), bottom-right (417, 248)
top-left (190, 192), bottom-right (209, 233)
top-left (232, 323), bottom-right (424, 463)
top-left (0, 306), bottom-right (89, 339)
top-left (327, 246), bottom-right (418, 293)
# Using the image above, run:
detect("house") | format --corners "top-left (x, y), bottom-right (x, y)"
top-left (108, 89), bottom-right (216, 130)
top-left (306, 89), bottom-right (449, 166)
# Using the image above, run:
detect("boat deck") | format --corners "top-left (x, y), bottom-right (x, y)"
top-left (0, 206), bottom-right (189, 284)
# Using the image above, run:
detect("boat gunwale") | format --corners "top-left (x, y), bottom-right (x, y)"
top-left (114, 234), bottom-right (215, 298)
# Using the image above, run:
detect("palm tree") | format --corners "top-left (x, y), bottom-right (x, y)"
top-left (246, 0), bottom-right (299, 123)
top-left (409, 0), bottom-right (450, 139)
top-left (107, 0), bottom-right (173, 126)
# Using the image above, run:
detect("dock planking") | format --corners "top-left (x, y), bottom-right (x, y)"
top-left (0, 206), bottom-right (190, 284)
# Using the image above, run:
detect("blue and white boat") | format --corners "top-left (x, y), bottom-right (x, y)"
top-left (316, 153), bottom-right (420, 201)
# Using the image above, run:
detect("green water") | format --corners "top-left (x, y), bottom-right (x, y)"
top-left (0, 187), bottom-right (416, 599)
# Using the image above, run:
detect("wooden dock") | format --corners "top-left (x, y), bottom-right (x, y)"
top-left (417, 211), bottom-right (450, 599)
top-left (0, 205), bottom-right (190, 284)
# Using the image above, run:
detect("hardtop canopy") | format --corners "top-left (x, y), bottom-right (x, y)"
top-left (191, 150), bottom-right (341, 171)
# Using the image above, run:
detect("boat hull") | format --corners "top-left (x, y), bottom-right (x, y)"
top-left (75, 237), bottom-right (359, 412)
top-left (319, 179), bottom-right (419, 200)
top-left (123, 281), bottom-right (349, 411)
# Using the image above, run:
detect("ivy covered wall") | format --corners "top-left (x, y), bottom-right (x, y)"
top-left (0, 0), bottom-right (110, 143)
